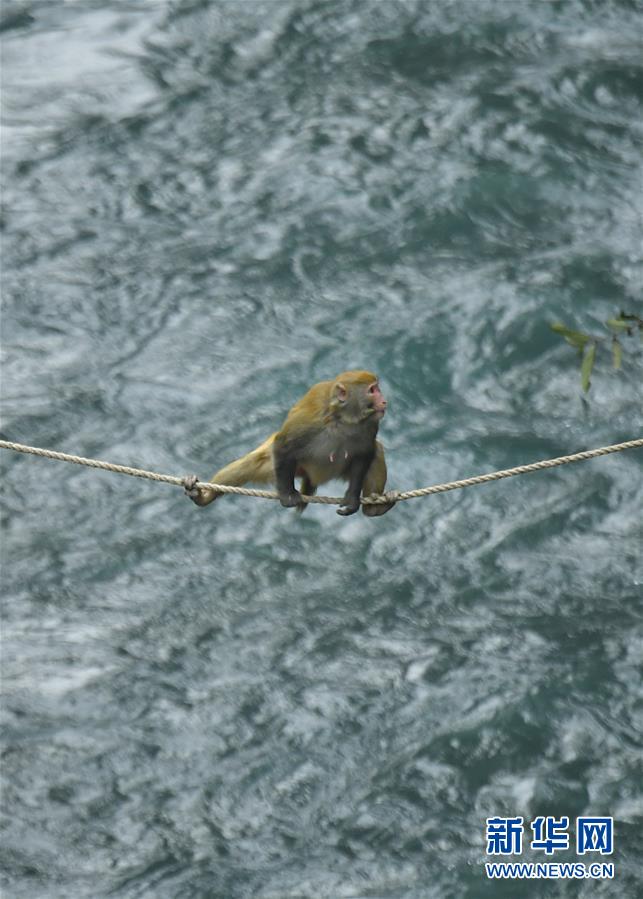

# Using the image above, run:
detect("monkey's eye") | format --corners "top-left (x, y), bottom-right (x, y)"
top-left (368, 384), bottom-right (377, 394)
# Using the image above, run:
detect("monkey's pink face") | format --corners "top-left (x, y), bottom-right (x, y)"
top-left (368, 382), bottom-right (387, 417)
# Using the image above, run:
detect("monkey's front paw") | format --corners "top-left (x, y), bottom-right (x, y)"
top-left (337, 500), bottom-right (360, 516)
top-left (279, 490), bottom-right (302, 509)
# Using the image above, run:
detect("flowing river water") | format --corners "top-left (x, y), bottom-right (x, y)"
top-left (1, 1), bottom-right (642, 897)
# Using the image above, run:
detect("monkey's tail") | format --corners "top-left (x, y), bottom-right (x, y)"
top-left (209, 435), bottom-right (276, 493)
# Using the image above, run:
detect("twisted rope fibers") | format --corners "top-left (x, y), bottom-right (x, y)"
top-left (1, 437), bottom-right (641, 507)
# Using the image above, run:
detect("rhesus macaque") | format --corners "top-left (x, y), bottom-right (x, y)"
top-left (183, 370), bottom-right (396, 516)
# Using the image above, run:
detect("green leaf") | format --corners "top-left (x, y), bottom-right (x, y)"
top-left (606, 318), bottom-right (629, 332)
top-left (581, 342), bottom-right (596, 393)
top-left (612, 339), bottom-right (622, 369)
top-left (550, 322), bottom-right (590, 348)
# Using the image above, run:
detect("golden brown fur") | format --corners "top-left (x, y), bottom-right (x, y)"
top-left (184, 371), bottom-right (394, 516)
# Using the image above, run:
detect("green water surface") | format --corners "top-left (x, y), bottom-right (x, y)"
top-left (1, 1), bottom-right (642, 897)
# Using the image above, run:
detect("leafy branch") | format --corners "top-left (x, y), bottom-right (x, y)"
top-left (550, 312), bottom-right (642, 393)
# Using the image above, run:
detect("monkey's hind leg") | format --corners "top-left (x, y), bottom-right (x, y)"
top-left (361, 440), bottom-right (397, 517)
top-left (296, 474), bottom-right (317, 515)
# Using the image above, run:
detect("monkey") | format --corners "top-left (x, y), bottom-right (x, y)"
top-left (183, 370), bottom-right (397, 517)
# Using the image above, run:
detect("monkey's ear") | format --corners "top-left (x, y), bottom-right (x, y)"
top-left (334, 382), bottom-right (347, 404)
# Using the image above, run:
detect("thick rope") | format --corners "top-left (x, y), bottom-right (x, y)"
top-left (1, 437), bottom-right (641, 507)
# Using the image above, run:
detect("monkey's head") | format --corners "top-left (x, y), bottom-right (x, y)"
top-left (332, 370), bottom-right (387, 422)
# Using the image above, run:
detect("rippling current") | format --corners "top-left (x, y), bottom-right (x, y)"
top-left (1, 1), bottom-right (642, 897)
